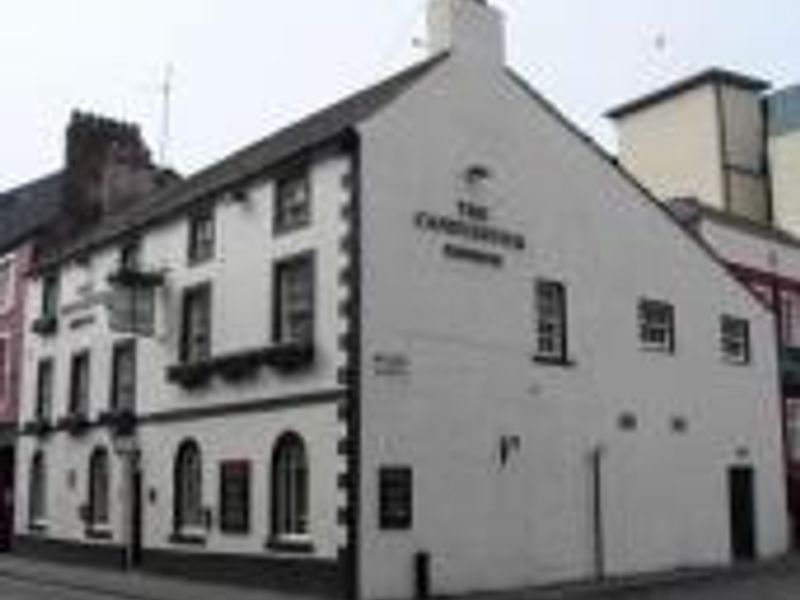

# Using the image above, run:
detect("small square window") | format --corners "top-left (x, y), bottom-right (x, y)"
top-left (378, 466), bottom-right (412, 531)
top-left (721, 315), bottom-right (750, 365)
top-left (274, 170), bottom-right (311, 234)
top-left (639, 299), bottom-right (675, 353)
top-left (188, 211), bottom-right (215, 264)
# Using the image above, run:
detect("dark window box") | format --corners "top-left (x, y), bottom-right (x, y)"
top-left (168, 531), bottom-right (208, 546)
top-left (265, 536), bottom-right (315, 554)
top-left (98, 409), bottom-right (137, 437)
top-left (166, 361), bottom-right (214, 389)
top-left (263, 342), bottom-right (315, 372)
top-left (57, 413), bottom-right (91, 436)
top-left (107, 268), bottom-right (165, 288)
top-left (215, 349), bottom-right (268, 382)
top-left (32, 315), bottom-right (58, 336)
top-left (85, 526), bottom-right (113, 540)
top-left (21, 418), bottom-right (52, 437)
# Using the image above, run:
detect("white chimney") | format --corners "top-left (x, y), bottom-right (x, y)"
top-left (427, 0), bottom-right (506, 67)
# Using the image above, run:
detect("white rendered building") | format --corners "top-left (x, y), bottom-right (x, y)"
top-left (14, 1), bottom-right (790, 598)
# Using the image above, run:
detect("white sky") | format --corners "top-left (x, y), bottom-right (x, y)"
top-left (1, 0), bottom-right (798, 190)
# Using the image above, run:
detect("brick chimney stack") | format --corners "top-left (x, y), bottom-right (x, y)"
top-left (64, 111), bottom-right (159, 225)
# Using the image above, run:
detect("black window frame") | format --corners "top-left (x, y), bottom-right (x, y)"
top-left (40, 272), bottom-right (60, 319)
top-left (35, 358), bottom-right (54, 422)
top-left (638, 298), bottom-right (676, 354)
top-left (110, 339), bottom-right (137, 412)
top-left (69, 350), bottom-right (91, 416)
top-left (534, 279), bottom-right (568, 364)
top-left (273, 166), bottom-right (312, 235)
top-left (119, 238), bottom-right (141, 272)
top-left (378, 466), bottom-right (413, 531)
top-left (180, 283), bottom-right (212, 363)
top-left (720, 315), bottom-right (751, 365)
top-left (219, 460), bottom-right (251, 535)
top-left (187, 209), bottom-right (215, 265)
top-left (273, 253), bottom-right (315, 344)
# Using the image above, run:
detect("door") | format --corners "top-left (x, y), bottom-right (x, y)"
top-left (728, 466), bottom-right (757, 561)
top-left (0, 447), bottom-right (15, 551)
top-left (131, 468), bottom-right (143, 566)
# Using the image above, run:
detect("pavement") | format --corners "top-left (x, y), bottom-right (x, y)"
top-left (0, 553), bottom-right (799, 600)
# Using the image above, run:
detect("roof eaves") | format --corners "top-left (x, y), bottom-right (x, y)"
top-left (34, 53), bottom-right (449, 272)
top-left (607, 68), bottom-right (771, 120)
top-left (505, 67), bottom-right (774, 317)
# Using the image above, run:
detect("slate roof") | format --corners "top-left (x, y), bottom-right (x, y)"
top-left (0, 172), bottom-right (64, 254)
top-left (607, 68), bottom-right (770, 119)
top-left (41, 53), bottom-right (447, 269)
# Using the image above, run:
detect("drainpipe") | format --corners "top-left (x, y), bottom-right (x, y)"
top-left (590, 444), bottom-right (607, 580)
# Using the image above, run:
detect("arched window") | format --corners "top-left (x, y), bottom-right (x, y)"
top-left (174, 439), bottom-right (203, 531)
top-left (271, 432), bottom-right (308, 539)
top-left (88, 447), bottom-right (110, 526)
top-left (29, 451), bottom-right (46, 525)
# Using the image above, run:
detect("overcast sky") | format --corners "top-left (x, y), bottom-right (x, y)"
top-left (1, 0), bottom-right (798, 190)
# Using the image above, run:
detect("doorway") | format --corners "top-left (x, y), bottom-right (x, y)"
top-left (728, 466), bottom-right (757, 561)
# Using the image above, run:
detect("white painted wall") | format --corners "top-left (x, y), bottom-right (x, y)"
top-left (356, 37), bottom-right (788, 600)
top-left (16, 148), bottom-right (352, 559)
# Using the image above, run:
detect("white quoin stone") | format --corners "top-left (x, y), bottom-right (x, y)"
top-left (427, 0), bottom-right (505, 67)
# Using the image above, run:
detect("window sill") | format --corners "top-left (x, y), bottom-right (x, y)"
top-left (640, 344), bottom-right (675, 355)
top-left (273, 221), bottom-right (312, 238)
top-left (722, 356), bottom-right (750, 367)
top-left (169, 530), bottom-right (207, 546)
top-left (533, 355), bottom-right (576, 368)
top-left (265, 535), bottom-right (314, 554)
top-left (29, 521), bottom-right (49, 534)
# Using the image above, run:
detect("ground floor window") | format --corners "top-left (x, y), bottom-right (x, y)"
top-left (87, 447), bottom-right (110, 526)
top-left (174, 439), bottom-right (204, 532)
top-left (789, 400), bottom-right (800, 463)
top-left (379, 466), bottom-right (413, 530)
top-left (271, 432), bottom-right (308, 539)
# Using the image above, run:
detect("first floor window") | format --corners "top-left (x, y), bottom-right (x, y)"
top-left (789, 400), bottom-right (800, 463)
top-left (378, 466), bottom-right (413, 530)
top-left (0, 255), bottom-right (14, 313)
top-left (180, 284), bottom-right (212, 363)
top-left (40, 273), bottom-right (60, 320)
top-left (29, 451), bottom-right (46, 525)
top-left (781, 290), bottom-right (800, 348)
top-left (274, 254), bottom-right (314, 344)
top-left (274, 168), bottom-right (311, 234)
top-left (639, 299), bottom-right (675, 353)
top-left (271, 432), bottom-right (308, 539)
top-left (174, 440), bottom-right (204, 532)
top-left (187, 210), bottom-right (215, 264)
top-left (219, 461), bottom-right (251, 534)
top-left (87, 448), bottom-right (110, 526)
top-left (110, 340), bottom-right (136, 412)
top-left (0, 336), bottom-right (9, 403)
top-left (69, 351), bottom-right (91, 416)
top-left (535, 279), bottom-right (567, 361)
top-left (721, 315), bottom-right (751, 365)
top-left (35, 359), bottom-right (54, 421)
